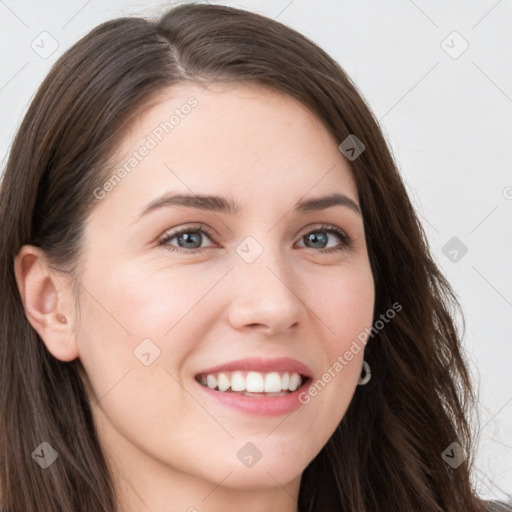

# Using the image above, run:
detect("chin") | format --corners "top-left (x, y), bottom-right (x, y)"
top-left (219, 465), bottom-right (302, 490)
top-left (203, 451), bottom-right (306, 490)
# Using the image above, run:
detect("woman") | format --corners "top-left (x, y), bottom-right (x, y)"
top-left (0, 3), bottom-right (510, 511)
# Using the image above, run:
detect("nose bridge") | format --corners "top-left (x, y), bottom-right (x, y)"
top-left (235, 232), bottom-right (291, 290)
top-left (227, 233), bottom-right (307, 332)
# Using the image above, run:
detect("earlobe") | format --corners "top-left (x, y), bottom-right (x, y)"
top-left (13, 245), bottom-right (79, 362)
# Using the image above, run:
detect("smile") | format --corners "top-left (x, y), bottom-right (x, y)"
top-left (195, 370), bottom-right (305, 396)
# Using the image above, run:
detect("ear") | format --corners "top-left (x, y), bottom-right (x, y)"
top-left (13, 245), bottom-right (79, 362)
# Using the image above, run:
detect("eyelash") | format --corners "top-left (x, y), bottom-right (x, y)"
top-left (158, 223), bottom-right (352, 255)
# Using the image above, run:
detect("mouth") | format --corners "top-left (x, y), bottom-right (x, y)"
top-left (193, 357), bottom-right (313, 415)
top-left (194, 370), bottom-right (311, 397)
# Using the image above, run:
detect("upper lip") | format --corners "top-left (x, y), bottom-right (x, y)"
top-left (196, 357), bottom-right (313, 379)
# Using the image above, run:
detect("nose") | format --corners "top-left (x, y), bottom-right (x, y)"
top-left (226, 247), bottom-right (308, 336)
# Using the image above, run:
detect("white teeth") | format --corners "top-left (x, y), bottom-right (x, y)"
top-left (281, 372), bottom-right (289, 391)
top-left (289, 373), bottom-right (300, 391)
top-left (197, 371), bottom-right (305, 393)
top-left (246, 372), bottom-right (264, 392)
top-left (231, 371), bottom-right (245, 391)
top-left (206, 374), bottom-right (217, 390)
top-left (217, 372), bottom-right (230, 392)
top-left (264, 372), bottom-right (282, 393)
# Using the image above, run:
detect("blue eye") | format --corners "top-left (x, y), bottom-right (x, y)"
top-left (158, 223), bottom-right (352, 254)
top-left (297, 225), bottom-right (352, 253)
top-left (158, 224), bottom-right (216, 253)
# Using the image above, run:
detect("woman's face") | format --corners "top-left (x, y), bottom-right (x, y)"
top-left (73, 83), bottom-right (375, 499)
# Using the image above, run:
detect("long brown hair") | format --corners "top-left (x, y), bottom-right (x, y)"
top-left (0, 4), bottom-right (491, 511)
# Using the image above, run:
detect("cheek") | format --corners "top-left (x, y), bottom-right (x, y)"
top-left (313, 264), bottom-right (375, 347)
top-left (274, 267), bottom-right (374, 477)
top-left (73, 264), bottom-right (205, 445)
top-left (81, 257), bottom-right (225, 339)
top-left (73, 259), bottom-right (231, 404)
top-left (300, 264), bottom-right (374, 407)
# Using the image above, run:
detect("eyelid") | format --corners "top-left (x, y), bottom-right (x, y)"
top-left (297, 223), bottom-right (348, 239)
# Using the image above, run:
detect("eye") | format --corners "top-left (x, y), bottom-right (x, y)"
top-left (295, 224), bottom-right (352, 253)
top-left (158, 224), bottom-right (217, 254)
top-left (158, 223), bottom-right (352, 254)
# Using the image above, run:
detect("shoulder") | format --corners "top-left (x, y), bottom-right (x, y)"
top-left (484, 500), bottom-right (512, 512)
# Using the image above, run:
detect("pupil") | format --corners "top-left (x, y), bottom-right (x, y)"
top-left (179, 232), bottom-right (201, 248)
top-left (307, 232), bottom-right (327, 248)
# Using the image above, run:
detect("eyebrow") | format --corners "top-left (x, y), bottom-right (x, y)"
top-left (135, 191), bottom-right (361, 222)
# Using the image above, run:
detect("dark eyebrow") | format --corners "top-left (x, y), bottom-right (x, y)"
top-left (134, 194), bottom-right (240, 222)
top-left (134, 191), bottom-right (361, 222)
top-left (297, 193), bottom-right (361, 215)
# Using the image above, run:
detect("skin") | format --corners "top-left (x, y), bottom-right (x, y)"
top-left (15, 83), bottom-right (375, 512)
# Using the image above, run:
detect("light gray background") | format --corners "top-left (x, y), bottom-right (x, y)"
top-left (1, 0), bottom-right (511, 501)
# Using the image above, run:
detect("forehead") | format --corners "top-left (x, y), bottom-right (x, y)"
top-left (94, 82), bottom-right (358, 221)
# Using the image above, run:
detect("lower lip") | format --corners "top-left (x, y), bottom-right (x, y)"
top-left (195, 378), bottom-right (311, 416)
